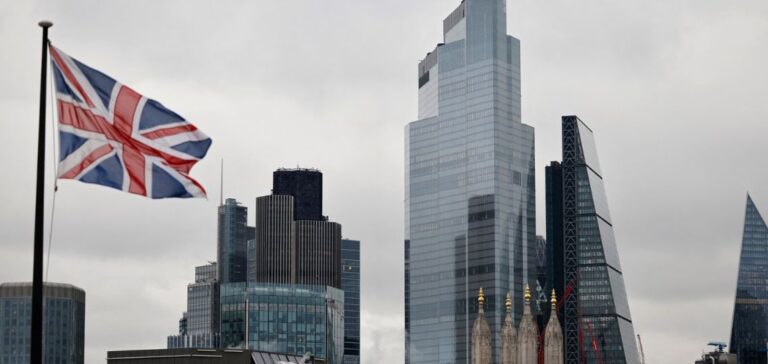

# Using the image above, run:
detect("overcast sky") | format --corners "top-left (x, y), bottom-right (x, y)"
top-left (1, 1), bottom-right (767, 363)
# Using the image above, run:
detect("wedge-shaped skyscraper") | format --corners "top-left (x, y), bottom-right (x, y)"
top-left (730, 195), bottom-right (768, 364)
top-left (405, 0), bottom-right (536, 362)
top-left (561, 116), bottom-right (639, 364)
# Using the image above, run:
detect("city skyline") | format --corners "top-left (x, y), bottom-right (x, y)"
top-left (1, 1), bottom-right (768, 363)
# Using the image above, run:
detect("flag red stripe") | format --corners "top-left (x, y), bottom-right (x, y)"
top-left (58, 100), bottom-right (197, 173)
top-left (122, 147), bottom-right (147, 196)
top-left (141, 124), bottom-right (198, 140)
top-left (60, 144), bottom-right (114, 179)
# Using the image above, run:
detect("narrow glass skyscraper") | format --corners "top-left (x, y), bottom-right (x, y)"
top-left (218, 198), bottom-right (254, 284)
top-left (341, 239), bottom-right (361, 364)
top-left (561, 116), bottom-right (639, 364)
top-left (730, 195), bottom-right (768, 364)
top-left (405, 0), bottom-right (536, 362)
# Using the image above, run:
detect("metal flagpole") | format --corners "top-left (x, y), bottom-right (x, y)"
top-left (32, 20), bottom-right (53, 364)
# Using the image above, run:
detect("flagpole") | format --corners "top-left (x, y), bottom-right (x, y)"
top-left (32, 20), bottom-right (52, 364)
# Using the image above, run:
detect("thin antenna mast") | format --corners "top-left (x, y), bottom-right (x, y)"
top-left (219, 158), bottom-right (223, 206)
top-left (637, 334), bottom-right (646, 364)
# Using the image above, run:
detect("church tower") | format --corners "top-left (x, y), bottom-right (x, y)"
top-left (472, 288), bottom-right (492, 364)
top-left (517, 285), bottom-right (538, 364)
top-left (500, 292), bottom-right (518, 364)
top-left (544, 290), bottom-right (564, 364)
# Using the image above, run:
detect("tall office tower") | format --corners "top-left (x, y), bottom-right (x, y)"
top-left (730, 195), bottom-right (768, 364)
top-left (218, 198), bottom-right (255, 284)
top-left (545, 161), bottom-right (564, 327)
top-left (0, 282), bottom-right (85, 364)
top-left (273, 168), bottom-right (323, 221)
top-left (341, 239), bottom-right (361, 364)
top-left (561, 115), bottom-right (639, 364)
top-left (253, 170), bottom-right (342, 289)
top-left (168, 263), bottom-right (220, 349)
top-left (404, 0), bottom-right (536, 362)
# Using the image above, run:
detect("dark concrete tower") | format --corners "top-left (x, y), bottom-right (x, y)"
top-left (252, 169), bottom-right (342, 289)
top-left (272, 168), bottom-right (323, 221)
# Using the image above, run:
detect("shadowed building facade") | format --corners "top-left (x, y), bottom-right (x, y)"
top-left (404, 0), bottom-right (536, 362)
top-left (545, 161), bottom-right (564, 328)
top-left (561, 116), bottom-right (639, 364)
top-left (730, 195), bottom-right (768, 364)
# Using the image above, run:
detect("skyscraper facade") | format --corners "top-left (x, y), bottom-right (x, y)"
top-left (341, 239), bottom-right (361, 364)
top-left (730, 195), bottom-right (768, 364)
top-left (219, 282), bottom-right (344, 363)
top-left (561, 115), bottom-right (639, 364)
top-left (405, 0), bottom-right (536, 362)
top-left (168, 263), bottom-right (220, 349)
top-left (0, 282), bottom-right (85, 364)
top-left (218, 198), bottom-right (254, 284)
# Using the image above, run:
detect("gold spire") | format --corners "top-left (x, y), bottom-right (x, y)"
top-left (551, 289), bottom-right (557, 309)
top-left (524, 284), bottom-right (531, 303)
top-left (505, 292), bottom-right (512, 313)
top-left (478, 287), bottom-right (485, 309)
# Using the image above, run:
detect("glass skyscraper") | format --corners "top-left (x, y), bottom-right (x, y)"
top-left (218, 198), bottom-right (255, 284)
top-left (168, 263), bottom-right (220, 349)
top-left (219, 282), bottom-right (344, 363)
top-left (561, 115), bottom-right (639, 364)
top-left (0, 282), bottom-right (85, 364)
top-left (341, 239), bottom-right (361, 364)
top-left (404, 0), bottom-right (536, 362)
top-left (730, 195), bottom-right (768, 364)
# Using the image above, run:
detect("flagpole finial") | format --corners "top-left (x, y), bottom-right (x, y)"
top-left (38, 20), bottom-right (53, 28)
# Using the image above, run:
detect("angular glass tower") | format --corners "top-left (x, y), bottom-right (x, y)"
top-left (730, 195), bottom-right (768, 364)
top-left (561, 116), bottom-right (639, 364)
top-left (405, 0), bottom-right (536, 362)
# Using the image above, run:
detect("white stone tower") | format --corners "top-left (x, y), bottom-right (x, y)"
top-left (500, 292), bottom-right (518, 364)
top-left (517, 285), bottom-right (538, 364)
top-left (544, 290), bottom-right (564, 364)
top-left (471, 287), bottom-right (492, 364)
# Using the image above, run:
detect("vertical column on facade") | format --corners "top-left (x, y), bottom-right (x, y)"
top-left (561, 117), bottom-right (580, 364)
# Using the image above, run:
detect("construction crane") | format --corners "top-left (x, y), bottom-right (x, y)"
top-left (637, 334), bottom-right (646, 364)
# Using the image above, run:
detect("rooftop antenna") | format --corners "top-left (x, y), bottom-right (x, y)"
top-left (219, 158), bottom-right (224, 206)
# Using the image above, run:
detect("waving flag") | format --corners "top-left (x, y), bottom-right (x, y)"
top-left (49, 45), bottom-right (211, 198)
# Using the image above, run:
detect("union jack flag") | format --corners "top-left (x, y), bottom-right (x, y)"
top-left (50, 45), bottom-right (212, 198)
